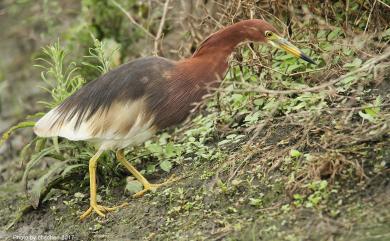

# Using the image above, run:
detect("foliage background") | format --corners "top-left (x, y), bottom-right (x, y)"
top-left (0, 0), bottom-right (389, 240)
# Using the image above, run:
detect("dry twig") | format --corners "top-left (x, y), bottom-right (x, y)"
top-left (111, 0), bottom-right (155, 39)
top-left (154, 0), bottom-right (170, 55)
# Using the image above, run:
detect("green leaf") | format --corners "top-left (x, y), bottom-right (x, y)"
top-left (249, 198), bottom-right (263, 207)
top-left (34, 138), bottom-right (47, 152)
top-left (358, 111), bottom-right (375, 122)
top-left (254, 98), bottom-right (264, 106)
top-left (328, 28), bottom-right (342, 41)
top-left (290, 149), bottom-right (302, 158)
top-left (338, 75), bottom-right (357, 85)
top-left (159, 132), bottom-right (170, 144)
top-left (364, 108), bottom-right (378, 117)
top-left (160, 160), bottom-right (173, 172)
top-left (293, 193), bottom-right (303, 201)
top-left (226, 134), bottom-right (237, 139)
top-left (125, 180), bottom-right (143, 193)
top-left (244, 112), bottom-right (260, 124)
top-left (52, 136), bottom-right (60, 154)
top-left (29, 161), bottom-right (66, 208)
top-left (22, 143), bottom-right (74, 190)
top-left (146, 143), bottom-right (162, 154)
top-left (316, 30), bottom-right (327, 39)
top-left (146, 164), bottom-right (156, 174)
top-left (343, 58), bottom-right (362, 69)
top-left (218, 139), bottom-right (231, 146)
top-left (20, 138), bottom-right (37, 166)
top-left (0, 121), bottom-right (36, 147)
top-left (61, 164), bottom-right (86, 178)
top-left (381, 28), bottom-right (390, 40)
top-left (164, 142), bottom-right (176, 158)
top-left (318, 180), bottom-right (328, 190)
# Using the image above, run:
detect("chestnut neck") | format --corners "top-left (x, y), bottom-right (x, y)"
top-left (192, 24), bottom-right (245, 59)
top-left (185, 22), bottom-right (254, 82)
top-left (192, 23), bottom-right (246, 58)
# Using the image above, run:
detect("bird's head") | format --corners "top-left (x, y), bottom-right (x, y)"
top-left (242, 19), bottom-right (316, 64)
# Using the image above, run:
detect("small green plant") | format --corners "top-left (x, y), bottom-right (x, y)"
top-left (293, 180), bottom-right (330, 209)
top-left (82, 36), bottom-right (121, 74)
top-left (305, 180), bottom-right (329, 208)
top-left (249, 196), bottom-right (264, 207)
top-left (35, 41), bottom-right (85, 108)
top-left (358, 96), bottom-right (382, 123)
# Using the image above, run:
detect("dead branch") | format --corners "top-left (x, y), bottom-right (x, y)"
top-left (154, 0), bottom-right (170, 56)
top-left (111, 0), bottom-right (155, 39)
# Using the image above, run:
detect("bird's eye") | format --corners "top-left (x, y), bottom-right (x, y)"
top-left (265, 31), bottom-right (273, 37)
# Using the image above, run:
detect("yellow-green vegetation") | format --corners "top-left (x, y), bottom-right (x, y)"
top-left (0, 0), bottom-right (389, 240)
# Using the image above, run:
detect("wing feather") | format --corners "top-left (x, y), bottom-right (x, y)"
top-left (34, 56), bottom-right (174, 143)
top-left (34, 98), bottom-right (154, 141)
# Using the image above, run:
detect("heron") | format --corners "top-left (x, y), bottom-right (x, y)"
top-left (34, 19), bottom-right (315, 220)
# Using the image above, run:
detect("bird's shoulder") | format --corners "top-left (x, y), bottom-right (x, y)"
top-left (90, 56), bottom-right (176, 93)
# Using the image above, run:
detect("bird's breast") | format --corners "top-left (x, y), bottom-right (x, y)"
top-left (147, 87), bottom-right (197, 130)
top-left (148, 70), bottom-right (221, 130)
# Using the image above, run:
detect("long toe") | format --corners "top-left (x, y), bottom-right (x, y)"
top-left (79, 205), bottom-right (106, 221)
top-left (133, 175), bottom-right (180, 198)
top-left (79, 207), bottom-right (93, 221)
top-left (79, 203), bottom-right (127, 221)
top-left (133, 184), bottom-right (158, 198)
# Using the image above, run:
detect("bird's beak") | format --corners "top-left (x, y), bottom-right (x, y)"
top-left (268, 35), bottom-right (316, 64)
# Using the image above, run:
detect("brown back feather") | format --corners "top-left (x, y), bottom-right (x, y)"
top-left (53, 56), bottom-right (175, 131)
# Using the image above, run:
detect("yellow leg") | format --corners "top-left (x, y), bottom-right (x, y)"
top-left (116, 150), bottom-right (177, 197)
top-left (79, 150), bottom-right (127, 221)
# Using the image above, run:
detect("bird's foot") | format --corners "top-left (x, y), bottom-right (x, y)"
top-left (79, 202), bottom-right (128, 221)
top-left (133, 174), bottom-right (178, 198)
